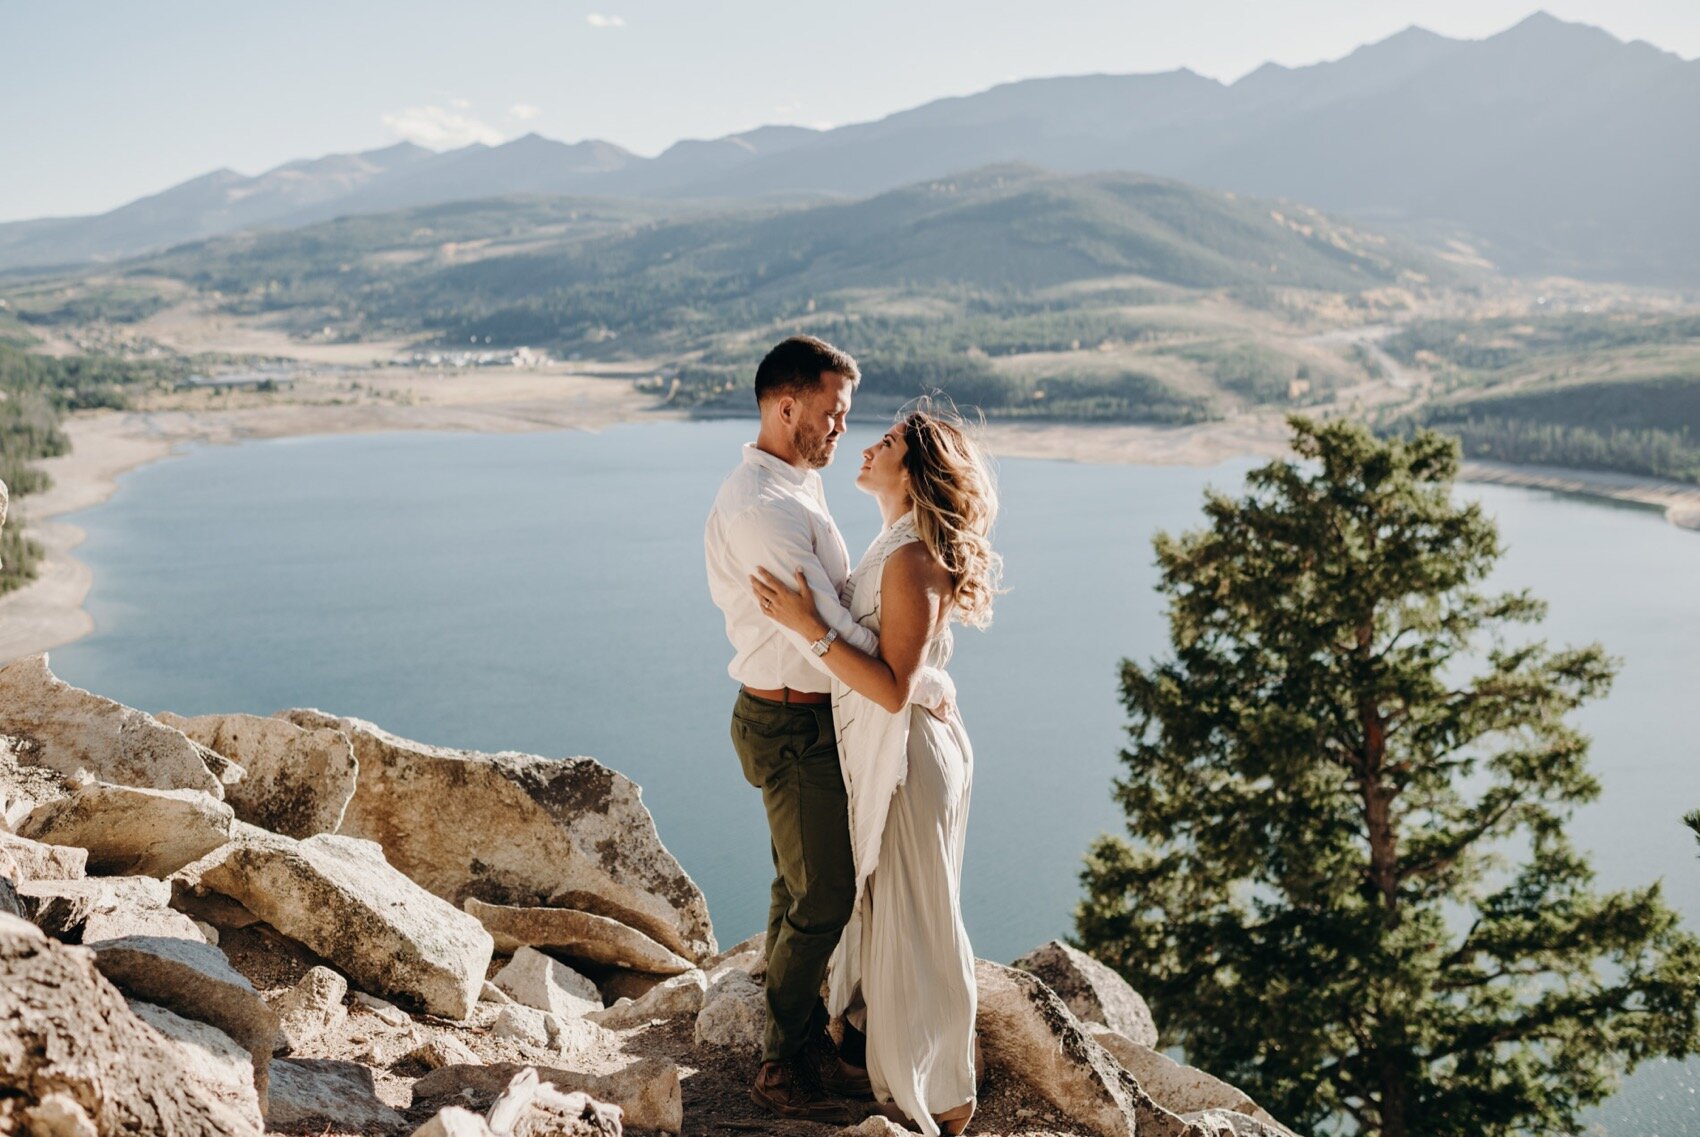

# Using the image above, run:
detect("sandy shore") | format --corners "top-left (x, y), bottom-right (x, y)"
top-left (3, 385), bottom-right (1696, 664)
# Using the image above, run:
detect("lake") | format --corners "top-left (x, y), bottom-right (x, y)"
top-left (44, 419), bottom-right (1700, 1134)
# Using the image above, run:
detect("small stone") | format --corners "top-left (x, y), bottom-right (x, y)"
top-left (481, 979), bottom-right (515, 1004)
top-left (489, 1003), bottom-right (553, 1049)
top-left (268, 965), bottom-right (349, 1053)
top-left (412, 1059), bottom-right (680, 1135)
top-left (464, 897), bottom-right (693, 974)
top-left (587, 968), bottom-right (706, 1029)
top-left (408, 1034), bottom-right (484, 1070)
top-left (354, 990), bottom-right (413, 1026)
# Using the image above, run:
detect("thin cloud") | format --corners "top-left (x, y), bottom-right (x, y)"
top-left (381, 104), bottom-right (503, 149)
top-left (507, 103), bottom-right (542, 121)
top-left (586, 13), bottom-right (625, 28)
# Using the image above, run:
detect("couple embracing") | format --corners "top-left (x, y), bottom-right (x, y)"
top-left (704, 335), bottom-right (1002, 1134)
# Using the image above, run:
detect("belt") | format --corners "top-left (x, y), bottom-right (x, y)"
top-left (741, 685), bottom-right (832, 706)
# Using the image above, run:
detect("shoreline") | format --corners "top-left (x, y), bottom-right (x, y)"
top-left (3, 395), bottom-right (1697, 664)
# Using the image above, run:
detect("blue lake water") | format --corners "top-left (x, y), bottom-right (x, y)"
top-left (44, 419), bottom-right (1700, 1134)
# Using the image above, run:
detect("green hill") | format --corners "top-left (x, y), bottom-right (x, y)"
top-left (16, 166), bottom-right (1452, 423)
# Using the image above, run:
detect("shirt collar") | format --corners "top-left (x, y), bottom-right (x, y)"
top-left (742, 443), bottom-right (812, 487)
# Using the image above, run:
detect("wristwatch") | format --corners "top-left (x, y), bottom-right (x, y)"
top-left (810, 628), bottom-right (838, 657)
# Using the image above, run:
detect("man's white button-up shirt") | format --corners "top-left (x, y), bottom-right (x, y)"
top-left (705, 443), bottom-right (950, 706)
top-left (705, 444), bottom-right (880, 692)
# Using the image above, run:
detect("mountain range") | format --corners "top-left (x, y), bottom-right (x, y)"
top-left (4, 12), bottom-right (1696, 286)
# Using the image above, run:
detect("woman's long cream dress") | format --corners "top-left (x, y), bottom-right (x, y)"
top-left (827, 513), bottom-right (976, 1137)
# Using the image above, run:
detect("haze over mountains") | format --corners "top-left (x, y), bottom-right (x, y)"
top-left (4, 11), bottom-right (1696, 286)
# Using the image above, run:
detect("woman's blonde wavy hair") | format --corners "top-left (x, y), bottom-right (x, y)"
top-left (898, 400), bottom-right (1004, 629)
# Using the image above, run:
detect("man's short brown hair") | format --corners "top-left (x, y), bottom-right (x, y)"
top-left (754, 335), bottom-right (860, 404)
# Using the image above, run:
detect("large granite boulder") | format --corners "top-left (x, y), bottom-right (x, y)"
top-left (0, 830), bottom-right (87, 881)
top-left (464, 897), bottom-right (693, 974)
top-left (0, 912), bottom-right (262, 1136)
top-left (975, 959), bottom-right (1201, 1137)
top-left (1087, 1025), bottom-right (1301, 1137)
top-left (129, 999), bottom-right (267, 1134)
top-left (159, 712), bottom-right (357, 839)
top-left (18, 874), bottom-right (207, 942)
top-left (18, 782), bottom-right (234, 877)
top-left (0, 655), bottom-right (228, 796)
top-left (178, 824), bottom-right (492, 1019)
top-left (693, 967), bottom-right (766, 1052)
top-left (280, 709), bottom-right (714, 961)
top-left (413, 1059), bottom-right (681, 1135)
top-left (1013, 939), bottom-right (1159, 1046)
top-left (89, 934), bottom-right (279, 1102)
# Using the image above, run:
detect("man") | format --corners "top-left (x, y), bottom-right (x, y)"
top-left (704, 336), bottom-right (951, 1120)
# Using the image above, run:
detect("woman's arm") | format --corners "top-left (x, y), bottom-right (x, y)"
top-left (752, 544), bottom-right (952, 714)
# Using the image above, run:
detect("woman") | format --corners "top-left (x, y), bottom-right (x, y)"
top-left (751, 406), bottom-right (1001, 1137)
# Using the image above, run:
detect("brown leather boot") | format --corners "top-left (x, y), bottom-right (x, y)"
top-left (751, 1059), bottom-right (854, 1122)
top-left (802, 1029), bottom-right (874, 1099)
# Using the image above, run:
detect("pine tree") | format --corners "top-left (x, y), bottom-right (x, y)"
top-left (1076, 416), bottom-right (1700, 1137)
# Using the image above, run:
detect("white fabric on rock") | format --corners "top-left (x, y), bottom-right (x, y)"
top-left (827, 513), bottom-right (977, 1137)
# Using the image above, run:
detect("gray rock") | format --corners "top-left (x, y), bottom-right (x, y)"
top-left (587, 969), bottom-right (706, 1029)
top-left (0, 912), bottom-right (262, 1135)
top-left (265, 1057), bottom-right (406, 1132)
top-left (129, 999), bottom-right (266, 1134)
top-left (975, 959), bottom-right (1200, 1137)
top-left (494, 946), bottom-right (603, 1020)
top-left (412, 1059), bottom-right (681, 1135)
top-left (280, 709), bottom-right (714, 961)
top-left (182, 825), bottom-right (493, 1019)
top-left (1013, 939), bottom-right (1159, 1047)
top-left (693, 967), bottom-right (766, 1052)
top-left (160, 711), bottom-right (357, 839)
top-left (88, 934), bottom-right (279, 1103)
top-left (19, 781), bottom-right (234, 877)
top-left (0, 655), bottom-right (226, 796)
top-left (268, 965), bottom-right (349, 1053)
top-left (464, 897), bottom-right (694, 974)
top-left (0, 830), bottom-right (87, 881)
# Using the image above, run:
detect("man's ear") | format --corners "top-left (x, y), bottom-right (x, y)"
top-left (776, 394), bottom-right (796, 424)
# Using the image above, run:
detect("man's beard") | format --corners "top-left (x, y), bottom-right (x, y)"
top-left (793, 423), bottom-right (838, 469)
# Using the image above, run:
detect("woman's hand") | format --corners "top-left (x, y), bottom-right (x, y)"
top-left (751, 567), bottom-right (825, 639)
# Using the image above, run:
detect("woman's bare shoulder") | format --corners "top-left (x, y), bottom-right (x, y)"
top-left (885, 539), bottom-right (953, 594)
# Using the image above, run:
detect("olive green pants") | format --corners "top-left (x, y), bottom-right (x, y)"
top-left (730, 690), bottom-right (856, 1064)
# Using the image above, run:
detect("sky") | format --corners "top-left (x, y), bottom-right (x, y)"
top-left (2, 0), bottom-right (1696, 224)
